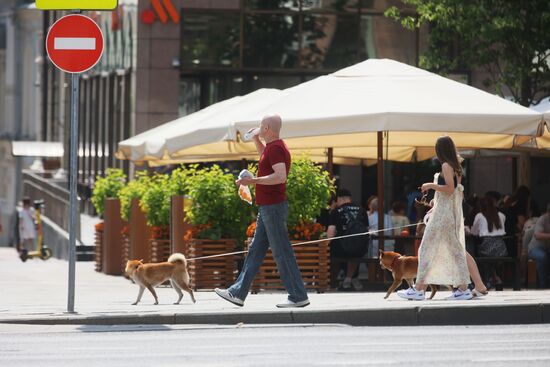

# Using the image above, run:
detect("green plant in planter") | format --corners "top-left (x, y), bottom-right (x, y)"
top-left (169, 164), bottom-right (198, 196)
top-left (286, 156), bottom-right (335, 227)
top-left (140, 173), bottom-right (172, 228)
top-left (186, 165), bottom-right (252, 245)
top-left (118, 171), bottom-right (150, 221)
top-left (91, 168), bottom-right (127, 216)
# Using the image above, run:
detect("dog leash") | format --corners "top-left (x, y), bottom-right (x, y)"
top-left (186, 223), bottom-right (419, 262)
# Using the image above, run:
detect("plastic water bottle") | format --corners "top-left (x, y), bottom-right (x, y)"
top-left (243, 128), bottom-right (260, 142)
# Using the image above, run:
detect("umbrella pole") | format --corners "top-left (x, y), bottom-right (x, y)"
top-left (327, 147), bottom-right (333, 176)
top-left (377, 131), bottom-right (385, 282)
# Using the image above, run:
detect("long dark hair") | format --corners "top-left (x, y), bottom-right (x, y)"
top-left (480, 197), bottom-right (502, 232)
top-left (435, 136), bottom-right (463, 176)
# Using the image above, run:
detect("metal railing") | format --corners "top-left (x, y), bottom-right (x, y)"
top-left (21, 170), bottom-right (80, 239)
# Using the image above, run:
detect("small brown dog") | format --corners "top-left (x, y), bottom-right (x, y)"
top-left (378, 249), bottom-right (437, 300)
top-left (125, 253), bottom-right (196, 305)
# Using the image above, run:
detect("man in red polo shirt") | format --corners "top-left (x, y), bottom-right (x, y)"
top-left (215, 115), bottom-right (309, 308)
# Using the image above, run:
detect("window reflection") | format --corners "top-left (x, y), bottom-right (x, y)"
top-left (301, 13), bottom-right (358, 69)
top-left (359, 15), bottom-right (416, 64)
top-left (245, 0), bottom-right (300, 11)
top-left (244, 14), bottom-right (299, 68)
top-left (181, 13), bottom-right (240, 67)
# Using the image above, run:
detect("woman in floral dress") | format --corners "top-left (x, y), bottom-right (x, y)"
top-left (398, 136), bottom-right (473, 300)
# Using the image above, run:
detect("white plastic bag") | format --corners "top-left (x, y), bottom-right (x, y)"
top-left (238, 169), bottom-right (253, 204)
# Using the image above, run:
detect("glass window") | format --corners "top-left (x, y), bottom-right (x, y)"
top-left (301, 13), bottom-right (358, 69)
top-left (359, 15), bottom-right (416, 64)
top-left (181, 13), bottom-right (240, 67)
top-left (248, 74), bottom-right (302, 90)
top-left (245, 0), bottom-right (300, 11)
top-left (207, 75), bottom-right (247, 104)
top-left (359, 0), bottom-right (413, 12)
top-left (179, 77), bottom-right (201, 116)
top-left (243, 14), bottom-right (299, 68)
top-left (301, 0), bottom-right (358, 12)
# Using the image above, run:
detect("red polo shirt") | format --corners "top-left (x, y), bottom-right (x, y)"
top-left (256, 139), bottom-right (291, 206)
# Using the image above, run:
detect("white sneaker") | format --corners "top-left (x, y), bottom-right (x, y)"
top-left (351, 278), bottom-right (363, 291)
top-left (397, 287), bottom-right (425, 300)
top-left (446, 288), bottom-right (473, 300)
top-left (214, 288), bottom-right (244, 307)
top-left (276, 299), bottom-right (310, 308)
top-left (341, 277), bottom-right (352, 290)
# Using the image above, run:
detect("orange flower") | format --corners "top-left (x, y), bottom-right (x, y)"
top-left (121, 225), bottom-right (130, 235)
top-left (183, 223), bottom-right (211, 241)
top-left (151, 225), bottom-right (169, 239)
top-left (95, 221), bottom-right (104, 231)
top-left (246, 221), bottom-right (257, 238)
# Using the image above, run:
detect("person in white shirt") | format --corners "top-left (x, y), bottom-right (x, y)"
top-left (18, 197), bottom-right (36, 254)
top-left (469, 196), bottom-right (508, 289)
top-left (367, 197), bottom-right (394, 257)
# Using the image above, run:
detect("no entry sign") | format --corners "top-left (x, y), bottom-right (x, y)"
top-left (46, 14), bottom-right (104, 74)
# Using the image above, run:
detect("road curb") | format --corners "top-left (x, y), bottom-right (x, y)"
top-left (1, 303), bottom-right (549, 326)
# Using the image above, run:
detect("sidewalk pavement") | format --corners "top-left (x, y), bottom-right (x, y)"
top-left (1, 248), bottom-right (549, 326)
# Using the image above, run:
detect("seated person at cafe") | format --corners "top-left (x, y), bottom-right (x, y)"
top-left (468, 196), bottom-right (508, 290)
top-left (390, 201), bottom-right (410, 236)
top-left (528, 203), bottom-right (550, 288)
top-left (327, 189), bottom-right (370, 291)
top-left (368, 197), bottom-right (395, 257)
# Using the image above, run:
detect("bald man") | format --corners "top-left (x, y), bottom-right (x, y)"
top-left (215, 115), bottom-right (310, 308)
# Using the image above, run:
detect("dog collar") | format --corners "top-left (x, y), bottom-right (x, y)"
top-left (390, 256), bottom-right (402, 271)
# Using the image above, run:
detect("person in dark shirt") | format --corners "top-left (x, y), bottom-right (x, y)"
top-left (215, 114), bottom-right (309, 308)
top-left (327, 189), bottom-right (370, 291)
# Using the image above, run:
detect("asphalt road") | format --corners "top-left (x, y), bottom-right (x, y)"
top-left (1, 323), bottom-right (550, 366)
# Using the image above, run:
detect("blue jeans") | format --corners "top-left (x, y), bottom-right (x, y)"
top-left (228, 201), bottom-right (308, 302)
top-left (528, 246), bottom-right (549, 288)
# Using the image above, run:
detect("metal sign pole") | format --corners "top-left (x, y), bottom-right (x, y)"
top-left (67, 72), bottom-right (79, 313)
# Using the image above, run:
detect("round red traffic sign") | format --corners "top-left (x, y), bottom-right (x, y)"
top-left (46, 14), bottom-right (104, 74)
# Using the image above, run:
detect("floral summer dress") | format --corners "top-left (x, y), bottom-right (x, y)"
top-left (416, 173), bottom-right (470, 287)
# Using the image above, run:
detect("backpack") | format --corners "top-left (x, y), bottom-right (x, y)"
top-left (339, 206), bottom-right (369, 256)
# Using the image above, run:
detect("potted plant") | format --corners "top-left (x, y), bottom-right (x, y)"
top-left (118, 171), bottom-right (152, 263)
top-left (184, 165), bottom-right (253, 289)
top-left (91, 168), bottom-right (127, 274)
top-left (140, 173), bottom-right (172, 262)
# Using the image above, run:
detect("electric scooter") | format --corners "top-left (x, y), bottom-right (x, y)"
top-left (19, 200), bottom-right (53, 262)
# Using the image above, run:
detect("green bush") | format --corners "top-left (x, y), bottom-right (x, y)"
top-left (118, 171), bottom-right (150, 221)
top-left (186, 165), bottom-right (252, 245)
top-left (286, 156), bottom-right (335, 227)
top-left (91, 168), bottom-right (127, 216)
top-left (139, 173), bottom-right (172, 227)
top-left (169, 164), bottom-right (198, 196)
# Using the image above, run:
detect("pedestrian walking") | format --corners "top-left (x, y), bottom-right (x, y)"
top-left (18, 197), bottom-right (36, 254)
top-left (398, 136), bottom-right (473, 300)
top-left (215, 115), bottom-right (310, 308)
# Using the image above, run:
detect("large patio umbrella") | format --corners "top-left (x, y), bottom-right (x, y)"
top-left (140, 60), bottom-right (543, 163)
top-left (118, 59), bottom-right (546, 239)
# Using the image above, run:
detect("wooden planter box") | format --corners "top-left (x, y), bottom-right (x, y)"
top-left (94, 223), bottom-right (104, 272)
top-left (150, 238), bottom-right (171, 263)
top-left (129, 198), bottom-right (152, 263)
top-left (251, 240), bottom-right (330, 293)
top-left (102, 199), bottom-right (127, 276)
top-left (188, 238), bottom-right (238, 290)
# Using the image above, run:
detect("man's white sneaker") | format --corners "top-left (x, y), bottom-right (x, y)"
top-left (276, 299), bottom-right (310, 308)
top-left (214, 288), bottom-right (244, 307)
top-left (397, 287), bottom-right (425, 300)
top-left (446, 288), bottom-right (473, 300)
top-left (351, 278), bottom-right (363, 291)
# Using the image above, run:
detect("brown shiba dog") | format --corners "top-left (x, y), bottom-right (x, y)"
top-left (125, 253), bottom-right (196, 305)
top-left (378, 249), bottom-right (438, 300)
